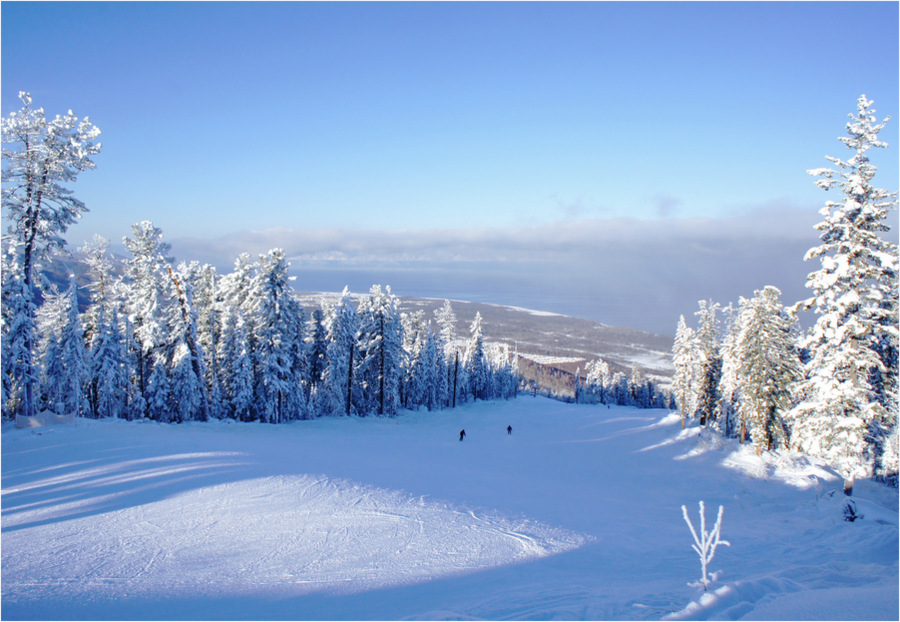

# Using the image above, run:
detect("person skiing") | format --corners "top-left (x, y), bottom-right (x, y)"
top-left (459, 429), bottom-right (466, 441)
top-left (507, 425), bottom-right (512, 435)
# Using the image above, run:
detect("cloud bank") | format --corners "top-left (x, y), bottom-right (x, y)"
top-left (167, 206), bottom-right (836, 335)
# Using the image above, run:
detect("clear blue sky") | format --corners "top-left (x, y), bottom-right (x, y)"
top-left (2, 1), bottom-right (898, 333)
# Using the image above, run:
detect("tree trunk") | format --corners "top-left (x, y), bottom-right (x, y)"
top-left (452, 351), bottom-right (459, 409)
top-left (379, 314), bottom-right (385, 416)
top-left (843, 477), bottom-right (854, 497)
top-left (346, 343), bottom-right (354, 416)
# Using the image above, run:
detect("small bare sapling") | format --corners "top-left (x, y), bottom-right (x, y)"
top-left (681, 501), bottom-right (730, 590)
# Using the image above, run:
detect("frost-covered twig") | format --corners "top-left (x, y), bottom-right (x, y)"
top-left (681, 501), bottom-right (730, 590)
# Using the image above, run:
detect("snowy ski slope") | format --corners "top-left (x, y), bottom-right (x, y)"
top-left (2, 398), bottom-right (897, 620)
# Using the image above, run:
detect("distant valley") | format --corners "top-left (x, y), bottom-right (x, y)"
top-left (297, 292), bottom-right (674, 399)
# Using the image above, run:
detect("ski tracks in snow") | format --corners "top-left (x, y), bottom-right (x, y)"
top-left (2, 472), bottom-right (589, 608)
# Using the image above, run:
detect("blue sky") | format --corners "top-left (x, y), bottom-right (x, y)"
top-left (2, 1), bottom-right (898, 334)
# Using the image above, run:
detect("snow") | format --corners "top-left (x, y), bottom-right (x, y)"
top-left (2, 398), bottom-right (897, 620)
top-left (491, 303), bottom-right (564, 318)
top-left (517, 352), bottom-right (587, 365)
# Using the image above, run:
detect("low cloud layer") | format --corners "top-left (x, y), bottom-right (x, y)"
top-left (167, 206), bottom-right (838, 335)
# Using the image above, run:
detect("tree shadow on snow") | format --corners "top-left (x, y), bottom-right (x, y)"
top-left (1, 435), bottom-right (254, 533)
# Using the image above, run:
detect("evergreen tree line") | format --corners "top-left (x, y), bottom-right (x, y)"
top-left (0, 91), bottom-right (517, 424)
top-left (574, 358), bottom-right (674, 410)
top-left (1, 225), bottom-right (519, 422)
top-left (671, 96), bottom-right (898, 494)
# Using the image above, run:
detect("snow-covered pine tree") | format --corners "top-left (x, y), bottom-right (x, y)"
top-left (144, 356), bottom-right (173, 422)
top-left (354, 285), bottom-right (402, 416)
top-left (165, 264), bottom-right (210, 422)
top-left (307, 308), bottom-right (328, 389)
top-left (36, 286), bottom-right (66, 414)
top-left (123, 221), bottom-right (175, 411)
top-left (1, 242), bottom-right (35, 417)
top-left (89, 306), bottom-right (129, 419)
top-left (216, 254), bottom-right (259, 419)
top-left (693, 300), bottom-right (722, 427)
top-left (434, 299), bottom-right (458, 359)
top-left (487, 341), bottom-right (518, 400)
top-left (611, 372), bottom-right (631, 406)
top-left (715, 303), bottom-right (742, 439)
top-left (672, 315), bottom-right (697, 429)
top-left (120, 317), bottom-right (145, 421)
top-left (420, 327), bottom-right (444, 411)
top-left (1, 92), bottom-right (101, 418)
top-left (181, 262), bottom-right (222, 418)
top-left (630, 364), bottom-right (651, 408)
top-left (37, 277), bottom-right (90, 417)
top-left (464, 311), bottom-right (488, 402)
top-left (251, 249), bottom-right (306, 423)
top-left (57, 277), bottom-right (90, 417)
top-left (401, 310), bottom-right (428, 410)
top-left (434, 299), bottom-right (459, 407)
top-left (220, 309), bottom-right (255, 421)
top-left (734, 286), bottom-right (801, 454)
top-left (80, 234), bottom-right (118, 348)
top-left (314, 288), bottom-right (359, 417)
top-left (583, 357), bottom-right (611, 404)
top-left (789, 95), bottom-right (899, 495)
top-left (169, 341), bottom-right (205, 424)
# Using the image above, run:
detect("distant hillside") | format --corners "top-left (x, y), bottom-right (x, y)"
top-left (297, 292), bottom-right (674, 399)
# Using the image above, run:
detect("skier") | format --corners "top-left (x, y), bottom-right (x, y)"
top-left (459, 429), bottom-right (466, 441)
top-left (507, 425), bottom-right (512, 435)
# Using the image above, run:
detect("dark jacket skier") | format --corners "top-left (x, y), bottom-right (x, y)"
top-left (459, 429), bottom-right (466, 441)
top-left (507, 425), bottom-right (512, 435)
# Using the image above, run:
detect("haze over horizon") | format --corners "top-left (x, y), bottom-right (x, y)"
top-left (2, 1), bottom-right (898, 335)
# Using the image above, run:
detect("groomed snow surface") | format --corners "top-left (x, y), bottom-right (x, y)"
top-left (2, 398), bottom-right (897, 620)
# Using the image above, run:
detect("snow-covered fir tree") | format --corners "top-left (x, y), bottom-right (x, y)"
top-left (145, 356), bottom-right (173, 422)
top-left (313, 287), bottom-right (359, 417)
top-left (693, 300), bottom-right (722, 427)
top-left (434, 299), bottom-right (460, 407)
top-left (80, 235), bottom-right (120, 347)
top-left (181, 262), bottom-right (223, 418)
top-left (166, 264), bottom-right (210, 422)
top-left (123, 221), bottom-right (175, 412)
top-left (216, 254), bottom-right (259, 419)
top-left (89, 306), bottom-right (130, 419)
top-left (221, 309), bottom-right (255, 421)
top-left (1, 242), bottom-right (35, 417)
top-left (583, 357), bottom-right (611, 404)
top-left (307, 308), bottom-right (328, 389)
top-left (251, 249), bottom-right (307, 423)
top-left (464, 311), bottom-right (488, 402)
top-left (788, 95), bottom-right (899, 494)
top-left (1, 92), bottom-right (101, 418)
top-left (420, 328), bottom-right (445, 411)
top-left (672, 315), bottom-right (697, 429)
top-left (400, 310), bottom-right (429, 410)
top-left (715, 303), bottom-right (742, 439)
top-left (434, 299), bottom-right (458, 359)
top-left (354, 285), bottom-right (402, 416)
top-left (486, 341), bottom-right (518, 400)
top-left (733, 286), bottom-right (801, 454)
top-left (36, 277), bottom-right (90, 417)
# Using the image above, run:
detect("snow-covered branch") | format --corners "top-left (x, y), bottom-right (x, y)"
top-left (681, 501), bottom-right (730, 590)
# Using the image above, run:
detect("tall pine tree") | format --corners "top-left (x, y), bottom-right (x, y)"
top-left (789, 95), bottom-right (899, 495)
